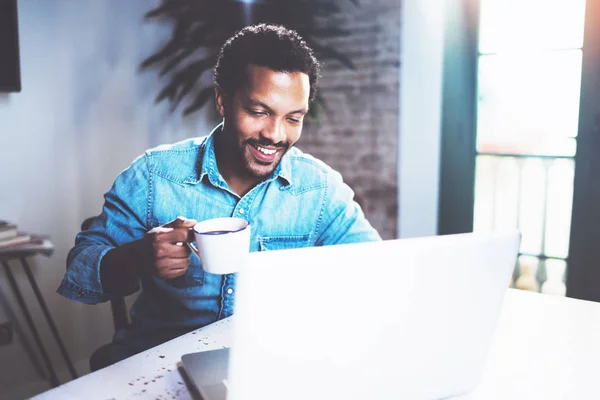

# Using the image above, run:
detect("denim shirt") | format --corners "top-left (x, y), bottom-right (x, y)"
top-left (58, 124), bottom-right (381, 340)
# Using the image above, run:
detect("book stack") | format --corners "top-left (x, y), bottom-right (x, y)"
top-left (0, 220), bottom-right (44, 249)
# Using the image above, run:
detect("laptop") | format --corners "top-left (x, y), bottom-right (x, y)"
top-left (181, 230), bottom-right (520, 400)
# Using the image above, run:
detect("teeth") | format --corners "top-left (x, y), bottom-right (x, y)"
top-left (256, 146), bottom-right (276, 155)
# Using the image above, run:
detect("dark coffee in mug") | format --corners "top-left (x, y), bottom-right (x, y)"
top-left (202, 230), bottom-right (234, 235)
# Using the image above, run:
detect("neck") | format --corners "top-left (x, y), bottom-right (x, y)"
top-left (214, 131), bottom-right (260, 197)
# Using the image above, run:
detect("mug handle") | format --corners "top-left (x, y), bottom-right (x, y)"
top-left (186, 241), bottom-right (200, 258)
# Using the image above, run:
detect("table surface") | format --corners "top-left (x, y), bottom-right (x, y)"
top-left (33, 289), bottom-right (600, 400)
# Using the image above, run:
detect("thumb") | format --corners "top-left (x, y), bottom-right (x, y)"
top-left (164, 216), bottom-right (198, 229)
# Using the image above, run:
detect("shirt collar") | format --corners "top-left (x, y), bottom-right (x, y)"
top-left (198, 124), bottom-right (223, 186)
top-left (274, 150), bottom-right (293, 186)
top-left (197, 123), bottom-right (293, 187)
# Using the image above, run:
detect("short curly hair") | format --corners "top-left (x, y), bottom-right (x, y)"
top-left (214, 24), bottom-right (321, 102)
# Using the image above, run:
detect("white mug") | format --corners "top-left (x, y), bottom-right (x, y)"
top-left (187, 217), bottom-right (251, 274)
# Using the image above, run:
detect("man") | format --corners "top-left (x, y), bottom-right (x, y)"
top-left (58, 24), bottom-right (381, 371)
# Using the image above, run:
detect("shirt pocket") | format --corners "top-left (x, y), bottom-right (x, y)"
top-left (259, 234), bottom-right (312, 251)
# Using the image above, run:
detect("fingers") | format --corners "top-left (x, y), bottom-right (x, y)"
top-left (149, 240), bottom-right (191, 280)
top-left (153, 241), bottom-right (191, 259)
top-left (164, 216), bottom-right (198, 229)
top-left (155, 256), bottom-right (190, 280)
top-left (153, 217), bottom-right (197, 244)
top-left (157, 266), bottom-right (188, 280)
top-left (149, 226), bottom-right (192, 244)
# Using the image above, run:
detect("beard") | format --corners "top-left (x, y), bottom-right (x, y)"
top-left (238, 138), bottom-right (290, 179)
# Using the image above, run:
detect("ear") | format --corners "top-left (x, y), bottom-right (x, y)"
top-left (215, 90), bottom-right (226, 118)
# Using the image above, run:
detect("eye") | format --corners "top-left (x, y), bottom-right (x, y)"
top-left (248, 109), bottom-right (267, 116)
top-left (287, 117), bottom-right (302, 125)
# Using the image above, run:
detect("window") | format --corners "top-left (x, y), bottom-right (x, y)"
top-left (439, 0), bottom-right (600, 300)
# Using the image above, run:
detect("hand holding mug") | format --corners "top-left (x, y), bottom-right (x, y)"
top-left (144, 216), bottom-right (197, 280)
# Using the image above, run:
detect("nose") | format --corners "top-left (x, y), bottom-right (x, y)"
top-left (261, 117), bottom-right (286, 144)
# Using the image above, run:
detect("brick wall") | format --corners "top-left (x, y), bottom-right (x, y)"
top-left (299, 0), bottom-right (401, 239)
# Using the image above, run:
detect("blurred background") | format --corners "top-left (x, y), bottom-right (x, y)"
top-left (0, 0), bottom-right (598, 398)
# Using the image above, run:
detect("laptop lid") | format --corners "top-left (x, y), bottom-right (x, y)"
top-left (181, 349), bottom-right (229, 400)
top-left (224, 231), bottom-right (520, 400)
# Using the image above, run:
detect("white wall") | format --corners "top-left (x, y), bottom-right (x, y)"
top-left (397, 0), bottom-right (445, 238)
top-left (0, 1), bottom-right (216, 397)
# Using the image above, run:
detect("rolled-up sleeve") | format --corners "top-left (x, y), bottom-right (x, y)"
top-left (315, 169), bottom-right (382, 246)
top-left (57, 154), bottom-right (151, 304)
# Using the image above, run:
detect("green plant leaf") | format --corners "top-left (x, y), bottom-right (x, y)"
top-left (155, 56), bottom-right (216, 107)
top-left (172, 80), bottom-right (196, 109)
top-left (144, 0), bottom-right (187, 20)
top-left (140, 37), bottom-right (182, 70)
top-left (159, 49), bottom-right (194, 76)
top-left (183, 86), bottom-right (214, 115)
top-left (174, 57), bottom-right (216, 81)
top-left (156, 81), bottom-right (178, 104)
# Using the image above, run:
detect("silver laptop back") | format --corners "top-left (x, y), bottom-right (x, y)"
top-left (225, 231), bottom-right (520, 400)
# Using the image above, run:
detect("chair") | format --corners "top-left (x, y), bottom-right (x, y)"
top-left (80, 217), bottom-right (129, 332)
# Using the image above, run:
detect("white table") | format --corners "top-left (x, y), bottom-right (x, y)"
top-left (457, 289), bottom-right (600, 400)
top-left (32, 317), bottom-right (234, 400)
top-left (33, 289), bottom-right (600, 399)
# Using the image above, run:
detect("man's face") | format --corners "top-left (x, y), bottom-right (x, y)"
top-left (216, 65), bottom-right (310, 180)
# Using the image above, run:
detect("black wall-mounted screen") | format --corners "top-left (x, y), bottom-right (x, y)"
top-left (0, 0), bottom-right (21, 92)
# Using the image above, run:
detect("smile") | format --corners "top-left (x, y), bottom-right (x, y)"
top-left (255, 145), bottom-right (276, 155)
top-left (248, 143), bottom-right (281, 163)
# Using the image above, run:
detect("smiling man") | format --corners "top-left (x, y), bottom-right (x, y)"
top-left (58, 24), bottom-right (381, 371)
top-left (215, 64), bottom-right (308, 196)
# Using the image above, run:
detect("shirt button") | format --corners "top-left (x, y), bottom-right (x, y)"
top-left (239, 208), bottom-right (245, 214)
top-left (77, 290), bottom-right (85, 297)
top-left (227, 288), bottom-right (234, 295)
